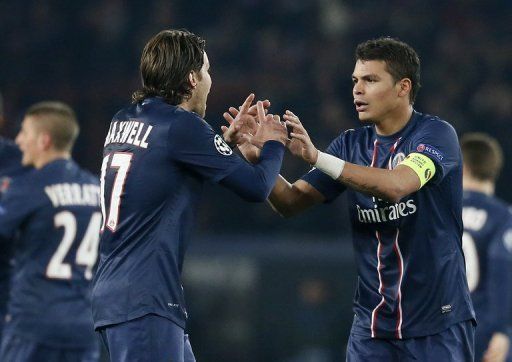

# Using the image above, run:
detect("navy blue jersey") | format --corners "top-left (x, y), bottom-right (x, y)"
top-left (92, 97), bottom-right (284, 330)
top-left (0, 137), bottom-right (26, 194)
top-left (302, 111), bottom-right (475, 339)
top-left (0, 159), bottom-right (100, 348)
top-left (462, 191), bottom-right (512, 334)
top-left (0, 137), bottom-right (28, 331)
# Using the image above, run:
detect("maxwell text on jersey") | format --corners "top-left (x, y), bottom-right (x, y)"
top-left (104, 120), bottom-right (153, 148)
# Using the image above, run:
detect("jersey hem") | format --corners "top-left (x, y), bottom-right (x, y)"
top-left (2, 329), bottom-right (99, 349)
top-left (351, 312), bottom-right (476, 339)
top-left (93, 308), bottom-right (186, 331)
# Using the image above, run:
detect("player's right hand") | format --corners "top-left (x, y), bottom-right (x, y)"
top-left (221, 93), bottom-right (257, 146)
top-left (283, 110), bottom-right (319, 164)
top-left (241, 101), bottom-right (287, 148)
top-left (221, 94), bottom-right (270, 146)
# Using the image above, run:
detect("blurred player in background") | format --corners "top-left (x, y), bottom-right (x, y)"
top-left (230, 37), bottom-right (475, 360)
top-left (92, 29), bottom-right (287, 362)
top-left (0, 92), bottom-right (29, 339)
top-left (0, 101), bottom-right (100, 361)
top-left (461, 133), bottom-right (512, 362)
top-left (0, 92), bottom-right (26, 193)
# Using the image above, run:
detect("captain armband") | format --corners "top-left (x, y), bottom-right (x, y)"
top-left (398, 152), bottom-right (436, 188)
top-left (314, 151), bottom-right (345, 180)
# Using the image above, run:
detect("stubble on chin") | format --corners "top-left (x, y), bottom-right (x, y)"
top-left (358, 114), bottom-right (370, 123)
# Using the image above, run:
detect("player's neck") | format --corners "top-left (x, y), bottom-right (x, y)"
top-left (34, 151), bottom-right (71, 169)
top-left (374, 105), bottom-right (413, 136)
top-left (178, 97), bottom-right (199, 117)
top-left (178, 102), bottom-right (193, 114)
top-left (463, 178), bottom-right (495, 195)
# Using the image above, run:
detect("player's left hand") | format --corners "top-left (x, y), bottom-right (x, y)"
top-left (283, 110), bottom-right (319, 164)
top-left (483, 332), bottom-right (510, 362)
top-left (241, 101), bottom-right (287, 148)
top-left (221, 94), bottom-right (270, 146)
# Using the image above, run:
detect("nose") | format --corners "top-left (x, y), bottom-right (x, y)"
top-left (353, 82), bottom-right (363, 95)
top-left (15, 133), bottom-right (21, 146)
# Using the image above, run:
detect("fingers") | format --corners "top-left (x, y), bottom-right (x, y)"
top-left (273, 115), bottom-right (288, 131)
top-left (256, 101), bottom-right (266, 123)
top-left (229, 107), bottom-right (239, 116)
top-left (289, 132), bottom-right (308, 144)
top-left (283, 110), bottom-right (301, 124)
top-left (239, 93), bottom-right (255, 114)
top-left (285, 120), bottom-right (307, 137)
top-left (247, 99), bottom-right (270, 116)
top-left (285, 110), bottom-right (298, 118)
top-left (223, 112), bottom-right (235, 124)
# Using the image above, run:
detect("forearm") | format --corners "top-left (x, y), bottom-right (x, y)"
top-left (338, 163), bottom-right (416, 203)
top-left (220, 141), bottom-right (285, 202)
top-left (237, 143), bottom-right (259, 164)
top-left (267, 176), bottom-right (297, 217)
top-left (310, 150), bottom-right (420, 203)
top-left (268, 177), bottom-right (324, 218)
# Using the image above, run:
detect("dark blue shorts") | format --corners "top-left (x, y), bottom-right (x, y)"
top-left (346, 319), bottom-right (475, 361)
top-left (98, 314), bottom-right (195, 362)
top-left (0, 333), bottom-right (100, 362)
top-left (474, 325), bottom-right (494, 361)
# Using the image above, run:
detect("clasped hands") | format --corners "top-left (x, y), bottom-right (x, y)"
top-left (221, 93), bottom-right (319, 164)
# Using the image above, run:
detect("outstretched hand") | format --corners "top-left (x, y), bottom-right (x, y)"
top-left (283, 110), bottom-right (319, 164)
top-left (242, 101), bottom-right (288, 148)
top-left (221, 93), bottom-right (270, 146)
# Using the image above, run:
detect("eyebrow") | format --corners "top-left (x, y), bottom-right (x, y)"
top-left (352, 74), bottom-right (380, 80)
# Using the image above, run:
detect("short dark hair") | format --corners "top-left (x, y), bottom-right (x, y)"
top-left (25, 101), bottom-right (79, 152)
top-left (132, 29), bottom-right (206, 105)
top-left (355, 37), bottom-right (421, 104)
top-left (461, 133), bottom-right (503, 181)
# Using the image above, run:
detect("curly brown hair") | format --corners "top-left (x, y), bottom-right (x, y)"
top-left (132, 29), bottom-right (206, 105)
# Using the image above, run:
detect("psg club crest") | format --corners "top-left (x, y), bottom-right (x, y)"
top-left (0, 177), bottom-right (12, 194)
top-left (214, 134), bottom-right (232, 156)
top-left (391, 152), bottom-right (406, 169)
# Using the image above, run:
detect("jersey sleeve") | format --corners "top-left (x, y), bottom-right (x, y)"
top-left (301, 133), bottom-right (347, 202)
top-left (0, 138), bottom-right (26, 197)
top-left (167, 112), bottom-right (246, 183)
top-left (0, 177), bottom-right (38, 240)
top-left (408, 120), bottom-right (460, 185)
top-left (487, 218), bottom-right (512, 333)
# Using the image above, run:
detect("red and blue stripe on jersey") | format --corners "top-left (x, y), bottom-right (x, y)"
top-left (302, 111), bottom-right (475, 339)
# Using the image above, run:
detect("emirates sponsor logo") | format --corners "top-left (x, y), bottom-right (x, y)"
top-left (356, 199), bottom-right (417, 223)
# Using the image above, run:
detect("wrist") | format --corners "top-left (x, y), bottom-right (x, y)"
top-left (310, 149), bottom-right (319, 165)
top-left (221, 134), bottom-right (236, 148)
top-left (314, 151), bottom-right (345, 180)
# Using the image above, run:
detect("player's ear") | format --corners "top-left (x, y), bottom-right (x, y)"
top-left (39, 132), bottom-right (53, 150)
top-left (398, 78), bottom-right (411, 98)
top-left (188, 71), bottom-right (197, 89)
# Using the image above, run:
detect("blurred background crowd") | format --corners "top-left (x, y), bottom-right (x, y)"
top-left (1, 0), bottom-right (512, 360)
